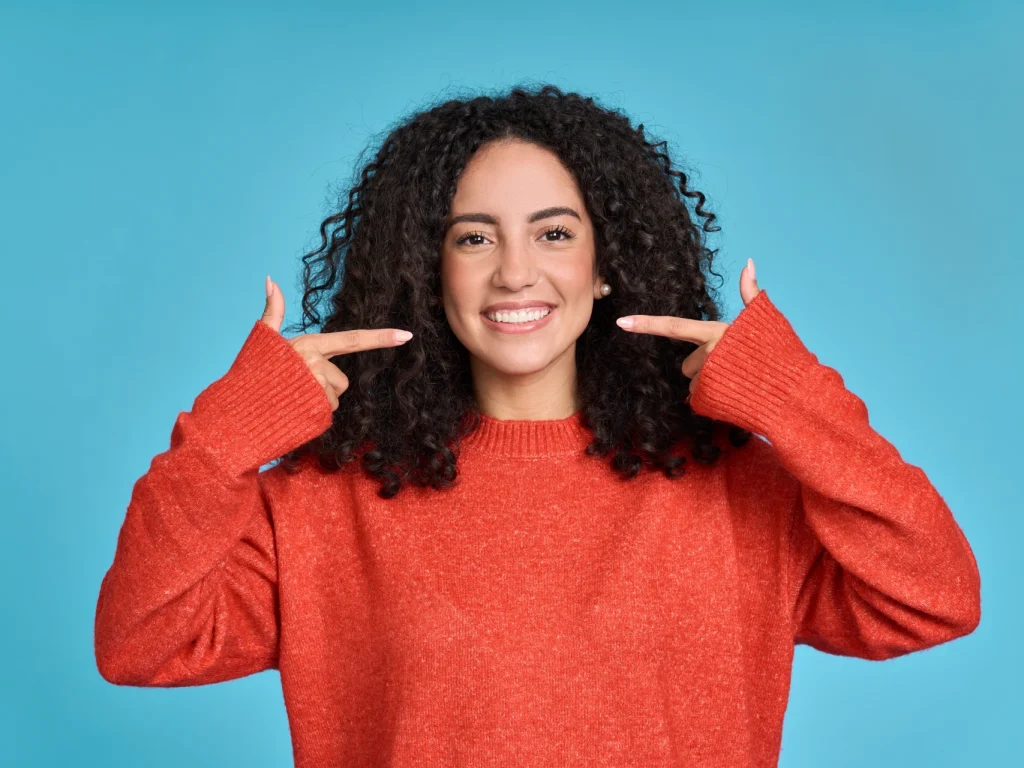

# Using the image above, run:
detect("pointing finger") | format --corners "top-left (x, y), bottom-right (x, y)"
top-left (308, 327), bottom-right (414, 358)
top-left (616, 314), bottom-right (729, 344)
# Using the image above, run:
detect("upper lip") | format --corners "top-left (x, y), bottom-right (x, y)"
top-left (481, 300), bottom-right (556, 314)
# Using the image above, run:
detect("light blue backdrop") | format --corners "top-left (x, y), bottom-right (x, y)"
top-left (1, 0), bottom-right (1018, 765)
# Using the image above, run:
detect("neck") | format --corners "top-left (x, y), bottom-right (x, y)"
top-left (470, 344), bottom-right (580, 420)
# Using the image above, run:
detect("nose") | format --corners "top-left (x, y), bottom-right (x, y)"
top-left (491, 238), bottom-right (539, 291)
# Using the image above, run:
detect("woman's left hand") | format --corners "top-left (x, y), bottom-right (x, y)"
top-left (615, 257), bottom-right (762, 402)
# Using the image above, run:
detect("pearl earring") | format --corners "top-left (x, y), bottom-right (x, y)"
top-left (599, 282), bottom-right (612, 297)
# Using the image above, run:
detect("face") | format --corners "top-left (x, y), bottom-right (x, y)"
top-left (439, 138), bottom-right (604, 400)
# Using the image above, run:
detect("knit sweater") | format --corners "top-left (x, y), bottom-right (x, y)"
top-left (93, 289), bottom-right (981, 767)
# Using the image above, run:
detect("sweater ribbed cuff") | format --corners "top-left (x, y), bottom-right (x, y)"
top-left (190, 319), bottom-right (335, 478)
top-left (688, 289), bottom-right (817, 439)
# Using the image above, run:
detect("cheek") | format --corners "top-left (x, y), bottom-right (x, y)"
top-left (564, 299), bottom-right (595, 334)
top-left (439, 262), bottom-right (482, 329)
top-left (554, 246), bottom-right (596, 283)
top-left (442, 257), bottom-right (490, 303)
top-left (552, 262), bottom-right (597, 304)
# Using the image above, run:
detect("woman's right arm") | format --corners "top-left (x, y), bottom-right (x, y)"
top-left (93, 317), bottom-right (334, 687)
top-left (94, 278), bottom-right (414, 687)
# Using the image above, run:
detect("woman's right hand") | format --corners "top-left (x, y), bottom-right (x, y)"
top-left (260, 275), bottom-right (413, 412)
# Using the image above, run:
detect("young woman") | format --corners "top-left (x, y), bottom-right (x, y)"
top-left (94, 84), bottom-right (981, 766)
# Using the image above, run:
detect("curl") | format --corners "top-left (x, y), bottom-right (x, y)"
top-left (278, 83), bottom-right (752, 498)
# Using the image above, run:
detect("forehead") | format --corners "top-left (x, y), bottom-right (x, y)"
top-left (452, 140), bottom-right (583, 210)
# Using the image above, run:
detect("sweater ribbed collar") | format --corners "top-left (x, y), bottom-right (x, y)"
top-left (459, 408), bottom-right (595, 458)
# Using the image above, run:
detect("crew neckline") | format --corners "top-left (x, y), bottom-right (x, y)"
top-left (459, 408), bottom-right (595, 458)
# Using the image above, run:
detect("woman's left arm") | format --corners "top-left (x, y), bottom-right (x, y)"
top-left (620, 277), bottom-right (981, 660)
top-left (696, 290), bottom-right (981, 659)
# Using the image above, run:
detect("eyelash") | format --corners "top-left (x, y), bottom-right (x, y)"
top-left (455, 224), bottom-right (575, 247)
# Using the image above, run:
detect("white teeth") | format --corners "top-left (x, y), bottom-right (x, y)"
top-left (485, 307), bottom-right (551, 324)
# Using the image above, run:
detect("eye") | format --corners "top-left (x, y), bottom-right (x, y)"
top-left (453, 224), bottom-right (576, 248)
top-left (454, 230), bottom-right (490, 247)
top-left (542, 224), bottom-right (575, 242)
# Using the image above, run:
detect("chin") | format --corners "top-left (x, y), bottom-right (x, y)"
top-left (477, 351), bottom-right (555, 377)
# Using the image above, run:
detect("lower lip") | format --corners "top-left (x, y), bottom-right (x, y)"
top-left (480, 307), bottom-right (555, 334)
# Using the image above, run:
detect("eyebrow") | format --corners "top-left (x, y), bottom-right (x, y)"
top-left (444, 206), bottom-right (581, 232)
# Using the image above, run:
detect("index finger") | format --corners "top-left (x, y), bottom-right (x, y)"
top-left (619, 315), bottom-right (728, 344)
top-left (308, 328), bottom-right (413, 358)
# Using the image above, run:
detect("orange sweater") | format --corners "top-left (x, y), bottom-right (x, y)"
top-left (94, 289), bottom-right (981, 767)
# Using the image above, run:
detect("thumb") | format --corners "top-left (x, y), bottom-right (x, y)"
top-left (261, 274), bottom-right (285, 333)
top-left (739, 257), bottom-right (761, 306)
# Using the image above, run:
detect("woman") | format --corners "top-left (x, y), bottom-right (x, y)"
top-left (93, 84), bottom-right (981, 766)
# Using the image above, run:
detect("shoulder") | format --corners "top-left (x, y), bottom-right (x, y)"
top-left (257, 450), bottom-right (352, 503)
top-left (670, 424), bottom-right (799, 517)
top-left (715, 432), bottom-right (801, 535)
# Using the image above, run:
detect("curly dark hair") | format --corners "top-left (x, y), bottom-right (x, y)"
top-left (277, 82), bottom-right (752, 498)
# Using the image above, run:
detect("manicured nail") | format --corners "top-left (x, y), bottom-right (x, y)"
top-left (747, 258), bottom-right (755, 280)
top-left (394, 330), bottom-right (413, 342)
top-left (265, 275), bottom-right (272, 298)
top-left (616, 317), bottom-right (634, 329)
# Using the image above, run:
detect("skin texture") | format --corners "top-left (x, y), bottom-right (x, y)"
top-left (439, 138), bottom-right (611, 421)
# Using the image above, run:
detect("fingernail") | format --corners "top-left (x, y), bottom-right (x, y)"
top-left (394, 330), bottom-right (413, 342)
top-left (616, 317), bottom-right (634, 329)
top-left (265, 275), bottom-right (272, 298)
top-left (747, 258), bottom-right (755, 280)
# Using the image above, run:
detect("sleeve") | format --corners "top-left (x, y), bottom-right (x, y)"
top-left (689, 289), bottom-right (981, 660)
top-left (93, 319), bottom-right (334, 686)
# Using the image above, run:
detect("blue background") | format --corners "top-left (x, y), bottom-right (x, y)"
top-left (2, 0), bottom-right (1019, 765)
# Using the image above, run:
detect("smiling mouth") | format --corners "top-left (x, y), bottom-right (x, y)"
top-left (480, 306), bottom-right (555, 333)
top-left (483, 307), bottom-right (552, 324)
